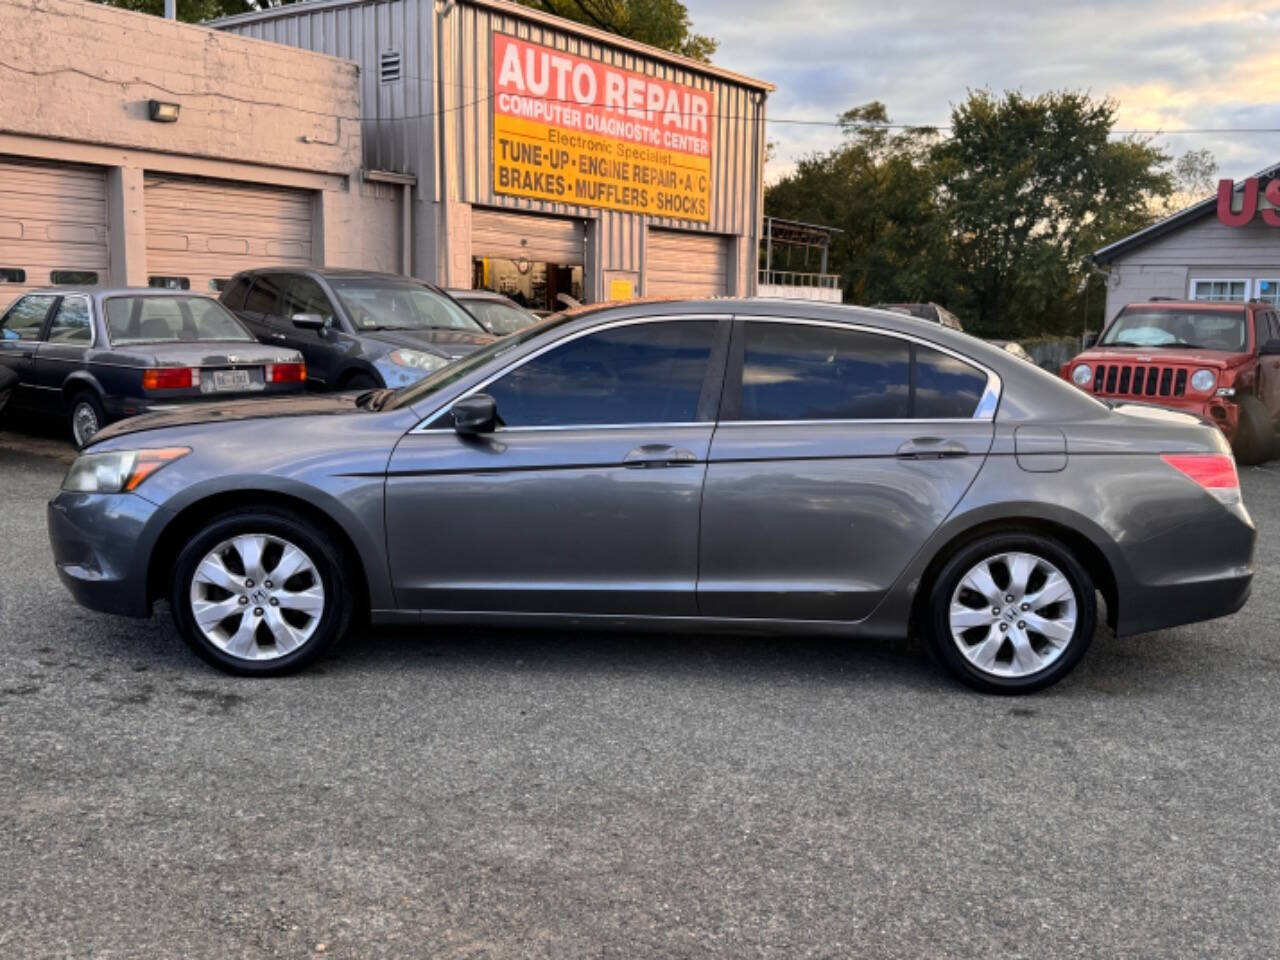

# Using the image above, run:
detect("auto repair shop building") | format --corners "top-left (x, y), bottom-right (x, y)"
top-left (0, 0), bottom-right (407, 311)
top-left (212, 0), bottom-right (773, 310)
top-left (1094, 164), bottom-right (1280, 322)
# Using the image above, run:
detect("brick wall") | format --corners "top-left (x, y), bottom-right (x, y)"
top-left (0, 0), bottom-right (360, 175)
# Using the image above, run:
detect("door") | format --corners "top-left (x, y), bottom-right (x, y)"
top-left (1256, 310), bottom-right (1280, 426)
top-left (33, 294), bottom-right (94, 399)
top-left (646, 229), bottom-right (729, 298)
top-left (274, 274), bottom-right (342, 385)
top-left (0, 159), bottom-right (110, 312)
top-left (0, 294), bottom-right (58, 409)
top-left (144, 176), bottom-right (314, 295)
top-left (470, 208), bottom-right (585, 312)
top-left (698, 318), bottom-right (998, 621)
top-left (385, 316), bottom-right (728, 614)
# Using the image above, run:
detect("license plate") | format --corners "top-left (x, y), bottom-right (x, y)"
top-left (211, 369), bottom-right (253, 392)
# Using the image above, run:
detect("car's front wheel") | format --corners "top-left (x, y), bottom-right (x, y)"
top-left (170, 509), bottom-right (353, 675)
top-left (925, 532), bottom-right (1097, 694)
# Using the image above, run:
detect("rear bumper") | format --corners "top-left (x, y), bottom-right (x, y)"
top-left (47, 491), bottom-right (168, 618)
top-left (102, 386), bottom-right (305, 421)
top-left (1114, 570), bottom-right (1253, 636)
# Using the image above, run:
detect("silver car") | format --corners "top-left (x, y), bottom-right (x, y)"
top-left (47, 300), bottom-right (1256, 693)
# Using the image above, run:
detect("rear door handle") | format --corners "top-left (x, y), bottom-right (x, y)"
top-left (896, 437), bottom-right (969, 460)
top-left (623, 444), bottom-right (698, 468)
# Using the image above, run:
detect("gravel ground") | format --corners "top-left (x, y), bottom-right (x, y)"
top-left (2, 440), bottom-right (1279, 959)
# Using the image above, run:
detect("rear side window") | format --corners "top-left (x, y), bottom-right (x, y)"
top-left (242, 276), bottom-right (282, 314)
top-left (740, 323), bottom-right (910, 420)
top-left (220, 276), bottom-right (251, 311)
top-left (46, 296), bottom-right (93, 343)
top-left (1, 295), bottom-right (56, 340)
top-left (485, 320), bottom-right (717, 427)
top-left (737, 322), bottom-right (988, 421)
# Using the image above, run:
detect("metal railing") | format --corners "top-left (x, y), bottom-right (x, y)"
top-left (758, 269), bottom-right (841, 289)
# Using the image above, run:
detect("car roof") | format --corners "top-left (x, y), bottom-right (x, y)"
top-left (232, 267), bottom-right (414, 281)
top-left (20, 287), bottom-right (218, 299)
top-left (446, 288), bottom-right (518, 302)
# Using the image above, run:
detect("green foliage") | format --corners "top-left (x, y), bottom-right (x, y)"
top-left (90, 0), bottom-right (260, 23)
top-left (766, 91), bottom-right (1177, 337)
top-left (518, 0), bottom-right (717, 61)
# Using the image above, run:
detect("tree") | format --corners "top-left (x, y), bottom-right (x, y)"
top-left (1162, 148), bottom-right (1218, 214)
top-left (932, 90), bottom-right (1172, 336)
top-left (89, 0), bottom-right (285, 24)
top-left (517, 0), bottom-right (716, 61)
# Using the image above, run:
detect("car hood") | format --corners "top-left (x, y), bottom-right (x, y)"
top-left (1073, 347), bottom-right (1249, 370)
top-left (88, 391), bottom-right (367, 445)
top-left (113, 341), bottom-right (303, 367)
top-left (361, 327), bottom-right (495, 358)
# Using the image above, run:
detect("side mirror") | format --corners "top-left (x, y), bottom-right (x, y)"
top-left (451, 393), bottom-right (497, 434)
top-left (292, 313), bottom-right (325, 331)
top-left (1082, 331), bottom-right (1099, 348)
top-left (1261, 340), bottom-right (1280, 356)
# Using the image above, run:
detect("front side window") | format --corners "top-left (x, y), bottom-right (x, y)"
top-left (1101, 308), bottom-right (1247, 352)
top-left (282, 276), bottom-right (337, 326)
top-left (1191, 280), bottom-right (1247, 302)
top-left (740, 323), bottom-right (911, 420)
top-left (330, 279), bottom-right (485, 333)
top-left (1, 295), bottom-right (56, 340)
top-left (104, 296), bottom-right (255, 345)
top-left (484, 320), bottom-right (717, 427)
top-left (47, 297), bottom-right (92, 343)
top-left (242, 276), bottom-right (282, 315)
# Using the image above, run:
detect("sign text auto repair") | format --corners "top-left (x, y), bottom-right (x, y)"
top-left (492, 34), bottom-right (713, 222)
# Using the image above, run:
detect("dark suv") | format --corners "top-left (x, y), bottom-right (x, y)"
top-left (1062, 299), bottom-right (1280, 464)
top-left (220, 269), bottom-right (495, 390)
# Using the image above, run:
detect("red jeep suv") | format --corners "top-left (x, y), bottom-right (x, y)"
top-left (1061, 299), bottom-right (1280, 464)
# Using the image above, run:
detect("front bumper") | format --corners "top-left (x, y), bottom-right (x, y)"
top-left (47, 490), bottom-right (168, 618)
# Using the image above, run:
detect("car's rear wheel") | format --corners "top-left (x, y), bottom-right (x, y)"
top-left (1231, 394), bottom-right (1275, 466)
top-left (67, 391), bottom-right (105, 448)
top-left (926, 532), bottom-right (1097, 694)
top-left (170, 509), bottom-right (352, 675)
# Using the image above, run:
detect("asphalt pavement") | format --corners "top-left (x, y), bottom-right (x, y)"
top-left (2, 436), bottom-right (1279, 958)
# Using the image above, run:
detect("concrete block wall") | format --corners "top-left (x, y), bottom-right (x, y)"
top-left (0, 0), bottom-right (360, 175)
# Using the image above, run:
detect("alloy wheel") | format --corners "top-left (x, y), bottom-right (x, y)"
top-left (948, 551), bottom-right (1079, 679)
top-left (72, 402), bottom-right (100, 447)
top-left (188, 534), bottom-right (326, 661)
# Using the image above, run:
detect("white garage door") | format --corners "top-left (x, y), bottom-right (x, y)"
top-left (144, 176), bottom-right (314, 294)
top-left (646, 229), bottom-right (729, 298)
top-left (471, 208), bottom-right (584, 264)
top-left (0, 158), bottom-right (110, 311)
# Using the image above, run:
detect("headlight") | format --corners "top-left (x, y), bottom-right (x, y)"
top-left (1190, 369), bottom-right (1217, 393)
top-left (1071, 363), bottom-right (1093, 386)
top-left (387, 349), bottom-right (448, 372)
top-left (63, 447), bottom-right (190, 493)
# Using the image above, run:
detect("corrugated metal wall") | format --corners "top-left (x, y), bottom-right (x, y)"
top-left (224, 0), bottom-right (435, 184)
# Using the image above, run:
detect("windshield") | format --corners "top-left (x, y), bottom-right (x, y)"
top-left (330, 279), bottom-right (485, 333)
top-left (382, 314), bottom-right (570, 411)
top-left (1100, 308), bottom-right (1248, 351)
top-left (461, 298), bottom-right (539, 336)
top-left (105, 296), bottom-right (255, 345)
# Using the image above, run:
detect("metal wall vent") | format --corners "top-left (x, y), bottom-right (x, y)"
top-left (379, 50), bottom-right (402, 84)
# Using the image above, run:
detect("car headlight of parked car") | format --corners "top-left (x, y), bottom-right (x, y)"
top-left (387, 349), bottom-right (448, 372)
top-left (1190, 369), bottom-right (1217, 393)
top-left (63, 447), bottom-right (190, 494)
top-left (1071, 363), bottom-right (1093, 386)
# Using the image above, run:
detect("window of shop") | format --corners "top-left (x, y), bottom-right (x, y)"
top-left (148, 276), bottom-right (191, 290)
top-left (1255, 280), bottom-right (1280, 306)
top-left (50, 270), bottom-right (100, 286)
top-left (1190, 279), bottom-right (1248, 302)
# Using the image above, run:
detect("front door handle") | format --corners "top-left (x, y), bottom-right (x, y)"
top-left (269, 332), bottom-right (287, 341)
top-left (623, 444), bottom-right (698, 468)
top-left (896, 437), bottom-right (969, 460)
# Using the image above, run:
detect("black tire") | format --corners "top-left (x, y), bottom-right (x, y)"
top-left (67, 390), bottom-right (106, 449)
top-left (1232, 394), bottom-right (1275, 466)
top-left (340, 372), bottom-right (379, 391)
top-left (170, 508), bottom-right (353, 676)
top-left (925, 532), bottom-right (1097, 695)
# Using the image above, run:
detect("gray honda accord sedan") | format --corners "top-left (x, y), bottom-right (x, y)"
top-left (47, 299), bottom-right (1256, 693)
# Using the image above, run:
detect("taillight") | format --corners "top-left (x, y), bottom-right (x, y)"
top-left (142, 367), bottom-right (199, 390)
top-left (1161, 453), bottom-right (1241, 504)
top-left (266, 362), bottom-right (306, 383)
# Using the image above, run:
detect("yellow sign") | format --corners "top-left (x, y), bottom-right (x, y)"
top-left (608, 278), bottom-right (635, 301)
top-left (492, 35), bottom-right (713, 223)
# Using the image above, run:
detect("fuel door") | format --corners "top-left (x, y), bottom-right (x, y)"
top-left (1014, 426), bottom-right (1067, 473)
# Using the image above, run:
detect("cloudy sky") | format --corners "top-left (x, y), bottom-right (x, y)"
top-left (692, 0), bottom-right (1280, 183)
